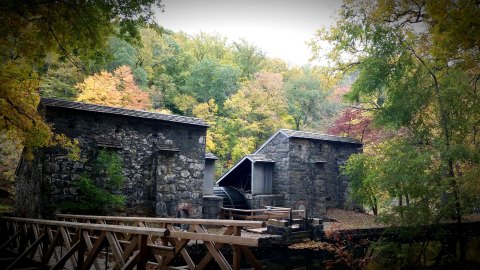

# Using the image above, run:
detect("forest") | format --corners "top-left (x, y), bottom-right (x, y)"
top-left (0, 0), bottom-right (479, 267)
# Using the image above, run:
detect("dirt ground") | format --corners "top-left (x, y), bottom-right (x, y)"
top-left (323, 208), bottom-right (383, 231)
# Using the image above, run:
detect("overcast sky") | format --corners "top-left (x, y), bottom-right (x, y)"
top-left (155, 0), bottom-right (342, 66)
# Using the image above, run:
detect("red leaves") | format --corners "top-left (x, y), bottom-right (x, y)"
top-left (328, 108), bottom-right (386, 144)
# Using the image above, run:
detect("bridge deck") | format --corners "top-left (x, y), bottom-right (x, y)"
top-left (1, 215), bottom-right (264, 270)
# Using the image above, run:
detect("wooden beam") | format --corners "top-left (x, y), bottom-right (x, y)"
top-left (195, 225), bottom-right (232, 270)
top-left (82, 230), bottom-right (102, 270)
top-left (168, 230), bottom-right (258, 247)
top-left (82, 231), bottom-right (107, 270)
top-left (105, 231), bottom-right (125, 268)
top-left (56, 214), bottom-right (265, 228)
top-left (50, 240), bottom-right (80, 270)
top-left (6, 233), bottom-right (46, 270)
top-left (2, 217), bottom-right (169, 237)
top-left (42, 226), bottom-right (61, 264)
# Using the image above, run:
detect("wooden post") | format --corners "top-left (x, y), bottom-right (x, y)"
top-left (289, 209), bottom-right (293, 227)
top-left (137, 235), bottom-right (148, 270)
top-left (232, 226), bottom-right (242, 270)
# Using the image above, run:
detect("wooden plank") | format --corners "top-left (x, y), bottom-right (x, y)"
top-left (82, 230), bottom-right (102, 270)
top-left (42, 226), bottom-right (61, 264)
top-left (60, 226), bottom-right (77, 268)
top-left (122, 250), bottom-right (140, 270)
top-left (195, 225), bottom-right (231, 270)
top-left (50, 240), bottom-right (80, 270)
top-left (168, 230), bottom-right (258, 247)
top-left (137, 235), bottom-right (148, 270)
top-left (166, 225), bottom-right (195, 269)
top-left (1, 217), bottom-right (169, 236)
top-left (232, 226), bottom-right (241, 270)
top-left (56, 214), bottom-right (265, 228)
top-left (6, 233), bottom-right (46, 270)
top-left (148, 244), bottom-right (175, 257)
top-left (105, 231), bottom-right (125, 268)
top-left (0, 229), bottom-right (22, 250)
top-left (120, 235), bottom-right (139, 262)
top-left (82, 231), bottom-right (106, 270)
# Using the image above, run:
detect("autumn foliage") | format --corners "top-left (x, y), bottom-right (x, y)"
top-left (327, 108), bottom-right (385, 144)
top-left (76, 66), bottom-right (151, 110)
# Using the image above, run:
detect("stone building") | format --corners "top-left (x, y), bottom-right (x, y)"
top-left (15, 98), bottom-right (209, 218)
top-left (217, 129), bottom-right (362, 217)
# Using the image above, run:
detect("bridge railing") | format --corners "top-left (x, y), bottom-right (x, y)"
top-left (0, 216), bottom-right (170, 270)
top-left (57, 214), bottom-right (265, 270)
top-left (221, 206), bottom-right (306, 220)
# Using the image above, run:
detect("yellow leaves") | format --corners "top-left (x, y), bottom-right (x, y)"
top-left (231, 137), bottom-right (256, 162)
top-left (0, 129), bottom-right (23, 184)
top-left (75, 65), bottom-right (151, 110)
top-left (172, 94), bottom-right (197, 115)
top-left (192, 99), bottom-right (218, 123)
top-left (0, 61), bottom-right (55, 159)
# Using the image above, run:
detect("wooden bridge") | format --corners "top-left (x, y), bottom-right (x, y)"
top-left (0, 214), bottom-right (266, 270)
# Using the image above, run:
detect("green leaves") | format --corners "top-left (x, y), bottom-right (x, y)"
top-left (62, 149), bottom-right (126, 213)
top-left (320, 0), bottom-right (480, 230)
top-left (182, 58), bottom-right (241, 105)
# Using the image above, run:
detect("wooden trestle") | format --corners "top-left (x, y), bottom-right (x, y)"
top-left (0, 216), bottom-right (170, 270)
top-left (0, 214), bottom-right (265, 269)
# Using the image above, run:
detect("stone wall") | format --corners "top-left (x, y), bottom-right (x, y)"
top-left (202, 195), bottom-right (223, 219)
top-left (15, 105), bottom-right (207, 218)
top-left (255, 133), bottom-right (290, 198)
top-left (287, 138), bottom-right (360, 216)
top-left (256, 134), bottom-right (361, 218)
top-left (244, 194), bottom-right (284, 209)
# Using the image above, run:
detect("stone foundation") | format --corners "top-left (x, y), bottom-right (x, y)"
top-left (202, 195), bottom-right (223, 219)
top-left (15, 99), bottom-right (208, 218)
top-left (244, 194), bottom-right (284, 209)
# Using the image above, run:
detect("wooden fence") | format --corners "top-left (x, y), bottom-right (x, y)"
top-left (0, 216), bottom-right (170, 270)
top-left (57, 214), bottom-right (265, 270)
top-left (221, 206), bottom-right (306, 224)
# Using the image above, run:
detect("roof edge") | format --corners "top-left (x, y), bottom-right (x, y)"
top-left (216, 156), bottom-right (250, 185)
top-left (41, 97), bottom-right (209, 127)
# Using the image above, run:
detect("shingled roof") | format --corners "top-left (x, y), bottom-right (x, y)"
top-left (279, 129), bottom-right (361, 144)
top-left (254, 129), bottom-right (361, 154)
top-left (41, 98), bottom-right (208, 127)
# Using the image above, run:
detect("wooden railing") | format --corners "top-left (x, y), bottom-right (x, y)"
top-left (221, 206), bottom-right (306, 221)
top-left (0, 216), bottom-right (170, 270)
top-left (57, 214), bottom-right (265, 270)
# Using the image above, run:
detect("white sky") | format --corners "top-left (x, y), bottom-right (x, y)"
top-left (154, 0), bottom-right (342, 66)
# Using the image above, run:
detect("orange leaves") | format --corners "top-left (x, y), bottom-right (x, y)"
top-left (75, 66), bottom-right (151, 110)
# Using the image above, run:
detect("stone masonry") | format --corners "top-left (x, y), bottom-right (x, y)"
top-left (15, 98), bottom-right (208, 218)
top-left (255, 130), bottom-right (362, 216)
top-left (218, 129), bottom-right (362, 218)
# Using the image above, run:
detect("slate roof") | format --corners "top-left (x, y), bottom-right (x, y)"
top-left (205, 152), bottom-right (219, 160)
top-left (216, 154), bottom-right (274, 184)
top-left (254, 129), bottom-right (361, 154)
top-left (279, 129), bottom-right (361, 144)
top-left (41, 98), bottom-right (208, 127)
top-left (246, 154), bottom-right (274, 163)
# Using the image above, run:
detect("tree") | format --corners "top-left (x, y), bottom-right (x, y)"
top-left (188, 32), bottom-right (231, 62)
top-left (106, 37), bottom-right (149, 87)
top-left (328, 108), bottom-right (387, 144)
top-left (284, 69), bottom-right (340, 130)
top-left (182, 58), bottom-right (241, 105)
top-left (224, 72), bottom-right (290, 159)
top-left (232, 39), bottom-right (266, 81)
top-left (76, 65), bottom-right (151, 110)
top-left (0, 0), bottom-right (163, 159)
top-left (313, 0), bottom-right (480, 264)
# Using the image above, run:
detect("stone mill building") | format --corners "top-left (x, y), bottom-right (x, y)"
top-left (216, 129), bottom-right (363, 217)
top-left (15, 98), bottom-right (210, 218)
